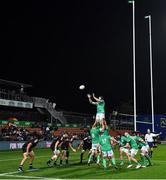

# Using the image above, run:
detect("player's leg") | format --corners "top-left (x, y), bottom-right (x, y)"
top-left (60, 150), bottom-right (65, 166)
top-left (148, 142), bottom-right (154, 158)
top-left (80, 149), bottom-right (85, 163)
top-left (96, 145), bottom-right (101, 165)
top-left (102, 151), bottom-right (107, 169)
top-left (65, 150), bottom-right (69, 165)
top-left (88, 146), bottom-right (96, 165)
top-left (141, 146), bottom-right (152, 167)
top-left (18, 152), bottom-right (28, 172)
top-left (109, 150), bottom-right (118, 169)
top-left (119, 147), bottom-right (124, 165)
top-left (29, 151), bottom-right (35, 170)
top-left (53, 150), bottom-right (61, 166)
top-left (47, 150), bottom-right (60, 166)
top-left (129, 149), bottom-right (141, 169)
top-left (47, 150), bottom-right (55, 166)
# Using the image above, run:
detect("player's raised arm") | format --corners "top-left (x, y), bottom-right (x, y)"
top-left (87, 94), bottom-right (97, 105)
top-left (92, 93), bottom-right (101, 102)
top-left (152, 132), bottom-right (162, 137)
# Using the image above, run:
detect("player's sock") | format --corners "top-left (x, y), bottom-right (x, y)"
top-left (120, 160), bottom-right (124, 165)
top-left (145, 154), bottom-right (152, 166)
top-left (88, 154), bottom-right (93, 163)
top-left (66, 159), bottom-right (68, 165)
top-left (47, 159), bottom-right (52, 164)
top-left (141, 156), bottom-right (146, 166)
top-left (151, 150), bottom-right (153, 158)
top-left (102, 159), bottom-right (107, 168)
top-left (80, 153), bottom-right (83, 163)
top-left (97, 154), bottom-right (100, 164)
top-left (93, 155), bottom-right (97, 163)
top-left (60, 160), bottom-right (63, 165)
top-left (29, 163), bottom-right (33, 169)
top-left (53, 161), bottom-right (57, 166)
top-left (128, 161), bottom-right (132, 165)
top-left (111, 158), bottom-right (116, 166)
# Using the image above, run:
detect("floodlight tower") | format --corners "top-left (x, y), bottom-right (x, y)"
top-left (145, 15), bottom-right (155, 132)
top-left (128, 0), bottom-right (137, 131)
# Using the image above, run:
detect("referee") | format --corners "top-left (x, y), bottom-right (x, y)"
top-left (145, 129), bottom-right (162, 158)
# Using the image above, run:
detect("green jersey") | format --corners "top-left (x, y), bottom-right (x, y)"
top-left (96, 100), bottom-right (105, 113)
top-left (99, 134), bottom-right (112, 152)
top-left (119, 136), bottom-right (127, 147)
top-left (126, 135), bottom-right (138, 150)
top-left (134, 136), bottom-right (147, 148)
top-left (90, 128), bottom-right (100, 144)
top-left (103, 126), bottom-right (109, 136)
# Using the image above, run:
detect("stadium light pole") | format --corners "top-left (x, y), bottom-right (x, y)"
top-left (145, 15), bottom-right (155, 132)
top-left (128, 0), bottom-right (137, 131)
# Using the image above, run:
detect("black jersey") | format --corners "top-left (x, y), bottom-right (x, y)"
top-left (50, 136), bottom-right (63, 151)
top-left (22, 138), bottom-right (39, 152)
top-left (82, 136), bottom-right (91, 150)
top-left (61, 139), bottom-right (71, 150)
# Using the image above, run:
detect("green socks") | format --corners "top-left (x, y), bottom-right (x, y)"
top-left (103, 159), bottom-right (107, 168)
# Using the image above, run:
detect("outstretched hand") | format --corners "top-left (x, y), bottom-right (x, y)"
top-left (87, 94), bottom-right (91, 98)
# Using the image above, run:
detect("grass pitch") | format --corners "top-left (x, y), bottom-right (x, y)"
top-left (0, 145), bottom-right (166, 179)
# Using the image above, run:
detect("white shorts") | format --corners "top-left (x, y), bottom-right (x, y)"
top-left (141, 145), bottom-right (149, 153)
top-left (96, 113), bottom-right (105, 122)
top-left (102, 150), bottom-right (114, 158)
top-left (130, 149), bottom-right (138, 157)
top-left (53, 149), bottom-right (60, 155)
top-left (92, 144), bottom-right (99, 150)
top-left (121, 147), bottom-right (129, 154)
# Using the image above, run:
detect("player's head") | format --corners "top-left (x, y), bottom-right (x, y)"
top-left (124, 132), bottom-right (129, 137)
top-left (99, 96), bottom-right (104, 100)
top-left (147, 129), bottom-right (151, 134)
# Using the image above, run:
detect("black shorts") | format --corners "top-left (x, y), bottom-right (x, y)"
top-left (148, 142), bottom-right (154, 148)
top-left (22, 147), bottom-right (32, 153)
top-left (83, 144), bottom-right (91, 151)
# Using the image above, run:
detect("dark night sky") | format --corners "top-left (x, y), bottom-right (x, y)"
top-left (0, 0), bottom-right (166, 114)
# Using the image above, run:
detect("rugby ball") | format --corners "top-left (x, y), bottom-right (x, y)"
top-left (79, 85), bottom-right (85, 90)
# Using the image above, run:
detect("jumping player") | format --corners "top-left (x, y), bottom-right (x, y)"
top-left (87, 93), bottom-right (105, 124)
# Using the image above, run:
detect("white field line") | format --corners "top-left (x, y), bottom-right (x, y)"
top-left (0, 174), bottom-right (60, 179)
top-left (0, 170), bottom-right (62, 179)
top-left (0, 155), bottom-right (50, 162)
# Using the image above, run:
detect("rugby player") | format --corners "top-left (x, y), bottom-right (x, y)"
top-left (118, 134), bottom-right (131, 166)
top-left (88, 120), bottom-right (105, 166)
top-left (124, 132), bottom-right (141, 169)
top-left (78, 134), bottom-right (92, 164)
top-left (47, 136), bottom-right (63, 167)
top-left (87, 93), bottom-right (105, 124)
top-left (59, 134), bottom-right (76, 166)
top-left (99, 131), bottom-right (118, 170)
top-left (133, 132), bottom-right (152, 167)
top-left (18, 135), bottom-right (40, 172)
